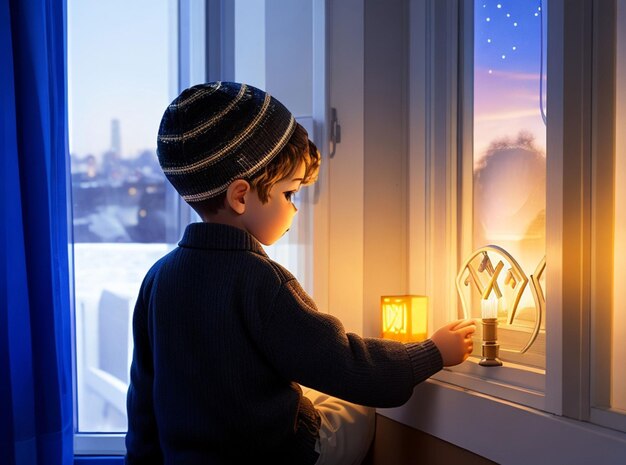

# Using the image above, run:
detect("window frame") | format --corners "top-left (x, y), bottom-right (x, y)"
top-left (589, 0), bottom-right (626, 433)
top-left (71, 0), bottom-right (330, 455)
top-left (403, 0), bottom-right (626, 442)
top-left (407, 0), bottom-right (551, 412)
top-left (410, 0), bottom-right (626, 427)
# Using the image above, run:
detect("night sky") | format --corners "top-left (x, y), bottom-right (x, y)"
top-left (475, 0), bottom-right (545, 73)
top-left (473, 0), bottom-right (547, 162)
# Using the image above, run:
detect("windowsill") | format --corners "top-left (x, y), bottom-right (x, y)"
top-left (74, 457), bottom-right (124, 464)
top-left (378, 379), bottom-right (626, 464)
top-left (74, 434), bottom-right (125, 456)
top-left (74, 379), bottom-right (626, 461)
top-left (432, 356), bottom-right (546, 410)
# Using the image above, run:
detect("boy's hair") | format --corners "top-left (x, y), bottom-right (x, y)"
top-left (156, 82), bottom-right (314, 206)
top-left (191, 122), bottom-right (320, 215)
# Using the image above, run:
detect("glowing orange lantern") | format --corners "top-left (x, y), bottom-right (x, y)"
top-left (381, 295), bottom-right (428, 342)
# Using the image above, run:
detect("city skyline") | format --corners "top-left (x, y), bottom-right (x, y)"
top-left (69, 118), bottom-right (153, 160)
top-left (67, 0), bottom-right (175, 158)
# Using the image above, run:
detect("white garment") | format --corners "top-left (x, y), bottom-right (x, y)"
top-left (301, 386), bottom-right (375, 465)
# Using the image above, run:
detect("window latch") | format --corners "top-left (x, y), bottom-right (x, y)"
top-left (329, 107), bottom-right (341, 158)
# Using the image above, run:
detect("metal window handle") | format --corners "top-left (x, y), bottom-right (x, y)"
top-left (329, 107), bottom-right (341, 158)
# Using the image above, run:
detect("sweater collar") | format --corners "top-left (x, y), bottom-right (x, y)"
top-left (178, 222), bottom-right (267, 256)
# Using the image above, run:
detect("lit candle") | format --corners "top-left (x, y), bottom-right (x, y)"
top-left (481, 295), bottom-right (498, 319)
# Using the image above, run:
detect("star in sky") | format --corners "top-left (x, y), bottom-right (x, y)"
top-left (473, 0), bottom-right (548, 160)
top-left (476, 1), bottom-right (544, 74)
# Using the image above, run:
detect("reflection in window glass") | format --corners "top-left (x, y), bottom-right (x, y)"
top-left (472, 0), bottom-right (546, 367)
top-left (613, 0), bottom-right (626, 413)
top-left (68, 0), bottom-right (177, 432)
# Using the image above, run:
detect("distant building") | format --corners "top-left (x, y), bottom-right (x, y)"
top-left (110, 118), bottom-right (121, 156)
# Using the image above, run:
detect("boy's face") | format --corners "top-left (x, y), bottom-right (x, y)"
top-left (242, 161), bottom-right (306, 245)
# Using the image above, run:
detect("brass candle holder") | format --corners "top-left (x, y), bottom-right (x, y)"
top-left (457, 246), bottom-right (546, 362)
top-left (478, 262), bottom-right (503, 367)
top-left (479, 317), bottom-right (502, 366)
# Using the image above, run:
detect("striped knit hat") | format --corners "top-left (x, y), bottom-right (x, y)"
top-left (156, 81), bottom-right (296, 202)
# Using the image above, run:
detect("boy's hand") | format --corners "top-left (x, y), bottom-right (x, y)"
top-left (430, 319), bottom-right (476, 366)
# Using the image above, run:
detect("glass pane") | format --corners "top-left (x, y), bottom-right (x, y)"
top-left (471, 0), bottom-right (546, 368)
top-left (233, 0), bottom-right (315, 290)
top-left (612, 0), bottom-right (626, 413)
top-left (68, 0), bottom-right (177, 432)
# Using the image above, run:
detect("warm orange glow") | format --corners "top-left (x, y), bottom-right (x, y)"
top-left (381, 295), bottom-right (428, 342)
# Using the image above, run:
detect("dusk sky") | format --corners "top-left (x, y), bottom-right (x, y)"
top-left (472, 0), bottom-right (547, 296)
top-left (474, 0), bottom-right (547, 164)
top-left (68, 0), bottom-right (174, 158)
top-left (67, 0), bottom-right (547, 164)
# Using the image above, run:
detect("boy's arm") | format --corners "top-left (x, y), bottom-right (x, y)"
top-left (258, 279), bottom-right (447, 408)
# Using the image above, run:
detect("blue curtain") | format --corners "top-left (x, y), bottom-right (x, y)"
top-left (0, 0), bottom-right (73, 464)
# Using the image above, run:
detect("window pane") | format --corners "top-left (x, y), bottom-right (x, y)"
top-left (233, 0), bottom-right (315, 291)
top-left (612, 0), bottom-right (626, 413)
top-left (471, 0), bottom-right (546, 368)
top-left (68, 0), bottom-right (177, 432)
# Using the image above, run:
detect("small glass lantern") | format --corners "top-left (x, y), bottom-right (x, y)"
top-left (381, 295), bottom-right (428, 342)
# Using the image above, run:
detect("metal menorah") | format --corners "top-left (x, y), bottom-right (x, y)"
top-left (456, 246), bottom-right (546, 359)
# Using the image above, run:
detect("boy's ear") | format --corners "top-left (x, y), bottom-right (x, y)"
top-left (226, 179), bottom-right (250, 214)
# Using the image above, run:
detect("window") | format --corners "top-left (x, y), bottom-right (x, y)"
top-left (381, 1), bottom-right (626, 460)
top-left (318, 0), bottom-right (626, 460)
top-left (445, 0), bottom-right (548, 405)
top-left (68, 0), bottom-right (323, 454)
top-left (468, 0), bottom-right (547, 369)
top-left (422, 0), bottom-right (626, 428)
top-left (68, 0), bottom-right (180, 436)
top-left (407, 0), bottom-right (548, 410)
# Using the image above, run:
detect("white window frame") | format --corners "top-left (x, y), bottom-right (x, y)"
top-left (414, 0), bottom-right (550, 411)
top-left (407, 0), bottom-right (602, 419)
top-left (71, 0), bottom-right (330, 455)
top-left (589, 0), bottom-right (626, 434)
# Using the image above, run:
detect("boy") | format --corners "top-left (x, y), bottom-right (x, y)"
top-left (125, 81), bottom-right (475, 465)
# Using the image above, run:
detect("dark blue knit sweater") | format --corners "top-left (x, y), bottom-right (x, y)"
top-left (125, 222), bottom-right (443, 464)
